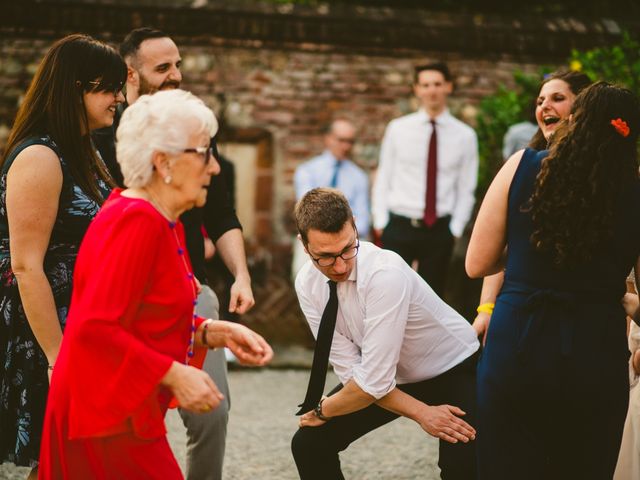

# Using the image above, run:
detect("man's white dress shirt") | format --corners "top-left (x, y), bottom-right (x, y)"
top-left (371, 109), bottom-right (478, 237)
top-left (294, 151), bottom-right (370, 236)
top-left (295, 241), bottom-right (479, 399)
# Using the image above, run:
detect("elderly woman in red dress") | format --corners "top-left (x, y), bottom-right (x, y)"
top-left (38, 89), bottom-right (273, 479)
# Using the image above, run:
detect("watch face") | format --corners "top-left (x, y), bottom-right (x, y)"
top-left (314, 399), bottom-right (328, 420)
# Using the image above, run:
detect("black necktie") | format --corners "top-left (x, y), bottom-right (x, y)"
top-left (296, 280), bottom-right (339, 415)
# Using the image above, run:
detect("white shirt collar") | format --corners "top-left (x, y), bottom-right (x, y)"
top-left (417, 108), bottom-right (452, 125)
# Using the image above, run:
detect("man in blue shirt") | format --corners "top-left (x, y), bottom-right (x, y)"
top-left (292, 119), bottom-right (369, 277)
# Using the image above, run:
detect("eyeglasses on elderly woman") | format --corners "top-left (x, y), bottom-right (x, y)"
top-left (181, 146), bottom-right (216, 166)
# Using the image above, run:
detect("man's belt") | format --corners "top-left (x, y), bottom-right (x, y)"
top-left (389, 212), bottom-right (451, 229)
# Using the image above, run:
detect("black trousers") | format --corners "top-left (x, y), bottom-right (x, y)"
top-left (291, 352), bottom-right (478, 480)
top-left (381, 213), bottom-right (454, 297)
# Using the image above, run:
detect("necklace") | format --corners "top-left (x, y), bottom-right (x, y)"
top-left (145, 188), bottom-right (177, 222)
top-left (143, 188), bottom-right (198, 364)
top-left (167, 221), bottom-right (198, 364)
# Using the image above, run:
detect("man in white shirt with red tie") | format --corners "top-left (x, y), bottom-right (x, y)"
top-left (291, 188), bottom-right (479, 480)
top-left (372, 62), bottom-right (478, 297)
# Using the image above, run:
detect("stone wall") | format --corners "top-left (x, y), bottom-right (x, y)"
top-left (2, 1), bottom-right (637, 342)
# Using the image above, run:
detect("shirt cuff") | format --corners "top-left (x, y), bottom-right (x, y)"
top-left (372, 213), bottom-right (389, 231)
top-left (449, 220), bottom-right (464, 238)
top-left (352, 369), bottom-right (396, 400)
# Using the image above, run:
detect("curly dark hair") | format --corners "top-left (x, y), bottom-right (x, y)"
top-left (528, 70), bottom-right (593, 150)
top-left (527, 82), bottom-right (640, 267)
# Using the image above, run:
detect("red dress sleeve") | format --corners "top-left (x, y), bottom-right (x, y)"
top-left (62, 199), bottom-right (200, 439)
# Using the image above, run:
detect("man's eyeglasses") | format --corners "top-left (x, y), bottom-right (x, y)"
top-left (309, 240), bottom-right (360, 267)
top-left (183, 147), bottom-right (215, 165)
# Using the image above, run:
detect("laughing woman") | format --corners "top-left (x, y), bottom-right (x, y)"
top-left (473, 70), bottom-right (592, 342)
top-left (0, 35), bottom-right (125, 478)
top-left (467, 83), bottom-right (640, 479)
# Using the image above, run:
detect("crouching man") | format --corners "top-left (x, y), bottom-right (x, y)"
top-left (291, 188), bottom-right (479, 480)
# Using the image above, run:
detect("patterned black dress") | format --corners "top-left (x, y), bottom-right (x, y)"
top-left (0, 135), bottom-right (110, 467)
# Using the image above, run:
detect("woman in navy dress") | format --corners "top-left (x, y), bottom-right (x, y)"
top-left (467, 82), bottom-right (640, 479)
top-left (0, 35), bottom-right (125, 477)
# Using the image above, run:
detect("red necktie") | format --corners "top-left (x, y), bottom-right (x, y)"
top-left (423, 119), bottom-right (438, 226)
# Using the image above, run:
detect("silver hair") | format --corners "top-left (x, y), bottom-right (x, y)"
top-left (116, 89), bottom-right (218, 187)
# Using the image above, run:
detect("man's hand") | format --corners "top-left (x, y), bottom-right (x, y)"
top-left (229, 274), bottom-right (255, 314)
top-left (415, 404), bottom-right (476, 444)
top-left (299, 410), bottom-right (327, 428)
top-left (472, 311), bottom-right (491, 346)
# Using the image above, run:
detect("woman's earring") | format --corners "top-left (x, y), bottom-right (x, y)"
top-left (164, 175), bottom-right (172, 185)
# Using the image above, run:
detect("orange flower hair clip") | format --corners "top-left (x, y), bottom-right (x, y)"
top-left (611, 118), bottom-right (630, 138)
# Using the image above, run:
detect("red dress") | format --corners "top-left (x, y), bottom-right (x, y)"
top-left (38, 190), bottom-right (206, 479)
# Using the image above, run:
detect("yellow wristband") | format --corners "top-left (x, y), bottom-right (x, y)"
top-left (476, 302), bottom-right (495, 315)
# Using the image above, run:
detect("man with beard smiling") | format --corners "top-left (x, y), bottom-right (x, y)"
top-left (93, 27), bottom-right (253, 480)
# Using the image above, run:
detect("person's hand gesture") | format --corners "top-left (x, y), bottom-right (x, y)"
top-left (162, 362), bottom-right (223, 413)
top-left (225, 322), bottom-right (273, 366)
top-left (299, 409), bottom-right (326, 428)
top-left (415, 404), bottom-right (476, 444)
top-left (229, 275), bottom-right (255, 314)
top-left (472, 311), bottom-right (490, 346)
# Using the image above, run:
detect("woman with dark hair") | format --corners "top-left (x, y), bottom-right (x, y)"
top-left (0, 34), bottom-right (126, 477)
top-left (473, 70), bottom-right (592, 342)
top-left (466, 82), bottom-right (640, 478)
top-left (528, 70), bottom-right (593, 150)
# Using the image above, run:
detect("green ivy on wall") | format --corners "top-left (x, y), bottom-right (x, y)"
top-left (475, 31), bottom-right (639, 198)
top-left (569, 32), bottom-right (640, 97)
top-left (475, 70), bottom-right (544, 196)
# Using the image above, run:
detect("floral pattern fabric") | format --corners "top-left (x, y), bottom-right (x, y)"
top-left (0, 135), bottom-right (108, 467)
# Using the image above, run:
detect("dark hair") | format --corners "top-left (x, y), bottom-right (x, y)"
top-left (527, 82), bottom-right (640, 266)
top-left (120, 27), bottom-right (168, 63)
top-left (2, 34), bottom-right (126, 203)
top-left (528, 70), bottom-right (593, 150)
top-left (414, 62), bottom-right (451, 83)
top-left (295, 188), bottom-right (354, 244)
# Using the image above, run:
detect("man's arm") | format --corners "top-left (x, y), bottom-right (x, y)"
top-left (299, 379), bottom-right (476, 444)
top-left (371, 123), bottom-right (395, 234)
top-left (201, 163), bottom-right (253, 314)
top-left (449, 130), bottom-right (479, 238)
top-left (352, 169), bottom-right (370, 238)
top-left (214, 228), bottom-right (254, 314)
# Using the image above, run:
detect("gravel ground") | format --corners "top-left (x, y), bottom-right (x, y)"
top-left (1, 368), bottom-right (441, 479)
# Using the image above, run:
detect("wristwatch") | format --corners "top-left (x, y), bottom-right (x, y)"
top-left (314, 398), bottom-right (331, 421)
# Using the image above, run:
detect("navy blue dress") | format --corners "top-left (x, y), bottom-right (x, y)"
top-left (477, 148), bottom-right (640, 480)
top-left (0, 135), bottom-right (109, 467)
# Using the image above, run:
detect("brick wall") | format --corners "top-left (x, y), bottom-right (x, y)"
top-left (2, 1), bottom-right (636, 342)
